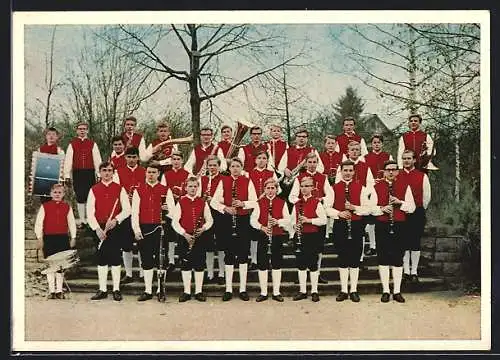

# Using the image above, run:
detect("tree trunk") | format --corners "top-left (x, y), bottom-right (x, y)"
top-left (455, 138), bottom-right (460, 202)
top-left (189, 25), bottom-right (201, 146)
top-left (282, 65), bottom-right (292, 143)
top-left (407, 25), bottom-right (417, 114)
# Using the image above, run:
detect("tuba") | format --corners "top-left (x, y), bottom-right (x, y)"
top-left (152, 135), bottom-right (194, 161)
top-left (226, 120), bottom-right (255, 160)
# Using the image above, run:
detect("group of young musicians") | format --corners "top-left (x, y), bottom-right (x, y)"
top-left (34, 114), bottom-right (432, 304)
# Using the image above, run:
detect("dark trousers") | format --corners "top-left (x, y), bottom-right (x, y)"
top-left (138, 223), bottom-right (163, 270)
top-left (94, 224), bottom-right (122, 266)
top-left (206, 208), bottom-right (224, 252)
top-left (295, 232), bottom-right (321, 271)
top-left (72, 169), bottom-right (96, 203)
top-left (162, 217), bottom-right (178, 243)
top-left (333, 220), bottom-right (364, 268)
top-left (256, 233), bottom-right (286, 270)
top-left (177, 232), bottom-right (208, 271)
top-left (120, 217), bottom-right (136, 252)
top-left (43, 234), bottom-right (70, 258)
top-left (219, 213), bottom-right (251, 265)
top-left (375, 221), bottom-right (406, 267)
top-left (406, 207), bottom-right (426, 251)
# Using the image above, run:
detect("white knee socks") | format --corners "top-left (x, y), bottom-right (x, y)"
top-left (168, 242), bottom-right (175, 265)
top-left (97, 265), bottom-right (109, 292)
top-left (410, 251), bottom-right (421, 275)
top-left (47, 272), bottom-right (56, 293)
top-left (77, 203), bottom-right (86, 224)
top-left (206, 252), bottom-right (215, 279)
top-left (250, 240), bottom-right (258, 264)
top-left (55, 272), bottom-right (64, 293)
top-left (271, 269), bottom-right (281, 296)
top-left (194, 271), bottom-right (204, 294)
top-left (349, 267), bottom-right (359, 293)
top-left (123, 251), bottom-right (133, 277)
top-left (111, 265), bottom-right (121, 291)
top-left (239, 263), bottom-right (248, 292)
top-left (393, 266), bottom-right (403, 294)
top-left (403, 250), bottom-right (411, 274)
top-left (258, 270), bottom-right (268, 296)
top-left (379, 265), bottom-right (390, 293)
top-left (225, 265), bottom-right (234, 293)
top-left (298, 270), bottom-right (307, 294)
top-left (217, 251), bottom-right (225, 277)
top-left (310, 270), bottom-right (319, 294)
top-left (339, 268), bottom-right (349, 293)
top-left (181, 270), bottom-right (192, 294)
top-left (143, 269), bottom-right (153, 294)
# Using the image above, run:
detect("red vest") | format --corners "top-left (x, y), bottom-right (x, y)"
top-left (402, 130), bottom-right (427, 164)
top-left (221, 175), bottom-right (251, 215)
top-left (374, 179), bottom-right (408, 222)
top-left (266, 139), bottom-right (287, 168)
top-left (201, 173), bottom-right (225, 198)
top-left (110, 154), bottom-right (127, 170)
top-left (71, 137), bottom-right (95, 170)
top-left (364, 151), bottom-right (390, 180)
top-left (257, 196), bottom-right (286, 235)
top-left (332, 181), bottom-right (363, 221)
top-left (42, 200), bottom-right (70, 235)
top-left (249, 168), bottom-right (274, 198)
top-left (136, 182), bottom-right (168, 224)
top-left (178, 196), bottom-right (206, 234)
top-left (122, 132), bottom-right (143, 149)
top-left (297, 171), bottom-right (327, 199)
top-left (352, 160), bottom-right (370, 187)
top-left (39, 144), bottom-right (59, 155)
top-left (242, 143), bottom-right (268, 173)
top-left (193, 143), bottom-right (216, 174)
top-left (294, 197), bottom-right (321, 233)
top-left (336, 133), bottom-right (363, 155)
top-left (319, 150), bottom-right (342, 178)
top-left (151, 138), bottom-right (174, 159)
top-left (286, 146), bottom-right (315, 170)
top-left (217, 140), bottom-right (232, 158)
top-left (117, 166), bottom-right (146, 200)
top-left (164, 167), bottom-right (190, 199)
top-left (91, 182), bottom-right (123, 225)
top-left (398, 168), bottom-right (425, 207)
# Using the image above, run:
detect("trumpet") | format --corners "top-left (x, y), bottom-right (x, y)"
top-left (344, 182), bottom-right (352, 240)
top-left (266, 198), bottom-right (273, 256)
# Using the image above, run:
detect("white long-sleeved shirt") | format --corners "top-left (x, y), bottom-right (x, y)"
top-left (171, 197), bottom-right (214, 236)
top-left (184, 144), bottom-right (227, 174)
top-left (131, 184), bottom-right (176, 236)
top-left (34, 203), bottom-right (77, 240)
top-left (370, 183), bottom-right (416, 216)
top-left (325, 181), bottom-right (372, 220)
top-left (401, 168), bottom-right (432, 209)
top-left (288, 171), bottom-right (334, 207)
top-left (210, 177), bottom-right (258, 214)
top-left (277, 147), bottom-right (324, 175)
top-left (397, 133), bottom-right (434, 168)
top-left (63, 137), bottom-right (102, 179)
top-left (334, 156), bottom-right (375, 193)
top-left (250, 196), bottom-right (292, 234)
top-left (86, 181), bottom-right (131, 231)
top-left (289, 195), bottom-right (327, 238)
top-left (142, 142), bottom-right (179, 166)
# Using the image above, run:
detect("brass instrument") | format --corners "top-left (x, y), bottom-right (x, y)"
top-left (152, 135), bottom-right (194, 161)
top-left (418, 133), bottom-right (439, 171)
top-left (266, 198), bottom-right (273, 256)
top-left (226, 120), bottom-right (254, 160)
top-left (295, 200), bottom-right (304, 255)
top-left (283, 156), bottom-right (308, 187)
top-left (388, 181), bottom-right (395, 235)
top-left (231, 178), bottom-right (238, 237)
top-left (344, 182), bottom-right (352, 240)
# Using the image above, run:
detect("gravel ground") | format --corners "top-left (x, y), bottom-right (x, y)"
top-left (23, 291), bottom-right (481, 343)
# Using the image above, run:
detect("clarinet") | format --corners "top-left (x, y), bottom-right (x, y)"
top-left (344, 182), bottom-right (352, 240)
top-left (388, 181), bottom-right (395, 235)
top-left (231, 178), bottom-right (238, 237)
top-left (157, 194), bottom-right (168, 302)
top-left (266, 198), bottom-right (273, 256)
top-left (183, 203), bottom-right (205, 263)
top-left (295, 200), bottom-right (303, 255)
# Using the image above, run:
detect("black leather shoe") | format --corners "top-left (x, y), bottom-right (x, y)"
top-left (402, 273), bottom-right (411, 283)
top-left (55, 292), bottom-right (65, 299)
top-left (272, 294), bottom-right (284, 302)
top-left (222, 292), bottom-right (233, 301)
top-left (256, 294), bottom-right (268, 302)
top-left (48, 292), bottom-right (56, 300)
top-left (318, 275), bottom-right (329, 284)
top-left (311, 292), bottom-right (320, 302)
top-left (336, 292), bottom-right (348, 302)
top-left (349, 292), bottom-right (360, 302)
top-left (410, 275), bottom-right (420, 284)
top-left (292, 292), bottom-right (307, 301)
top-left (91, 290), bottom-right (108, 300)
top-left (217, 277), bottom-right (225, 285)
top-left (205, 277), bottom-right (215, 284)
top-left (157, 292), bottom-right (166, 302)
top-left (179, 292), bottom-right (191, 302)
top-left (138, 292), bottom-right (153, 302)
top-left (194, 292), bottom-right (206, 302)
top-left (120, 275), bottom-right (133, 284)
top-left (393, 293), bottom-right (406, 303)
top-left (249, 263), bottom-right (258, 271)
top-left (381, 292), bottom-right (390, 303)
top-left (239, 291), bottom-right (250, 301)
top-left (112, 290), bottom-right (122, 301)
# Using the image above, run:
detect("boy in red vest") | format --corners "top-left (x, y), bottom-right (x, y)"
top-left (250, 178), bottom-right (291, 302)
top-left (131, 163), bottom-right (174, 302)
top-left (291, 176), bottom-right (327, 302)
top-left (210, 157), bottom-right (258, 302)
top-left (217, 125), bottom-right (233, 161)
top-left (199, 155), bottom-right (227, 285)
top-left (371, 160), bottom-right (415, 303)
top-left (35, 184), bottom-right (76, 299)
top-left (266, 124), bottom-right (288, 171)
top-left (37, 127), bottom-right (65, 203)
top-left (398, 150), bottom-right (431, 284)
top-left (184, 127), bottom-right (227, 176)
top-left (86, 162), bottom-right (131, 301)
top-left (319, 135), bottom-right (342, 185)
top-left (143, 122), bottom-right (179, 175)
top-left (238, 126), bottom-right (274, 175)
top-left (334, 116), bottom-right (368, 156)
top-left (172, 176), bottom-right (214, 302)
top-left (113, 147), bottom-right (146, 284)
top-left (328, 160), bottom-right (371, 303)
top-left (64, 122), bottom-right (102, 228)
top-left (118, 116), bottom-right (147, 161)
top-left (397, 114), bottom-right (435, 171)
top-left (109, 135), bottom-right (127, 171)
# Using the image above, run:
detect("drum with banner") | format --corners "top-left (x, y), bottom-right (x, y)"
top-left (28, 151), bottom-right (65, 197)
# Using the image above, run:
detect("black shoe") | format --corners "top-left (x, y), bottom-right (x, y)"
top-left (179, 292), bottom-right (191, 302)
top-left (239, 291), bottom-right (250, 301)
top-left (256, 294), bottom-right (268, 302)
top-left (48, 292), bottom-right (56, 300)
top-left (121, 275), bottom-right (134, 284)
top-left (410, 274), bottom-right (420, 284)
top-left (381, 292), bottom-right (390, 303)
top-left (402, 273), bottom-right (411, 283)
top-left (194, 292), bottom-right (206, 302)
top-left (91, 290), bottom-right (108, 300)
top-left (138, 292), bottom-right (153, 302)
top-left (55, 292), bottom-right (65, 299)
top-left (249, 263), bottom-right (258, 271)
top-left (272, 294), bottom-right (284, 302)
top-left (222, 292), bottom-right (233, 301)
top-left (350, 292), bottom-right (360, 302)
top-left (318, 275), bottom-right (329, 284)
top-left (393, 293), bottom-right (406, 303)
top-left (113, 290), bottom-right (123, 301)
top-left (167, 263), bottom-right (175, 273)
top-left (205, 276), bottom-right (216, 284)
top-left (365, 248), bottom-right (377, 256)
top-left (157, 292), bottom-right (166, 303)
top-left (311, 292), bottom-right (320, 302)
top-left (217, 277), bottom-right (225, 285)
top-left (336, 292), bottom-right (348, 302)
top-left (293, 292), bottom-right (307, 301)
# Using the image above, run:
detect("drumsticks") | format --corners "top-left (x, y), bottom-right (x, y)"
top-left (98, 198), bottom-right (119, 250)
